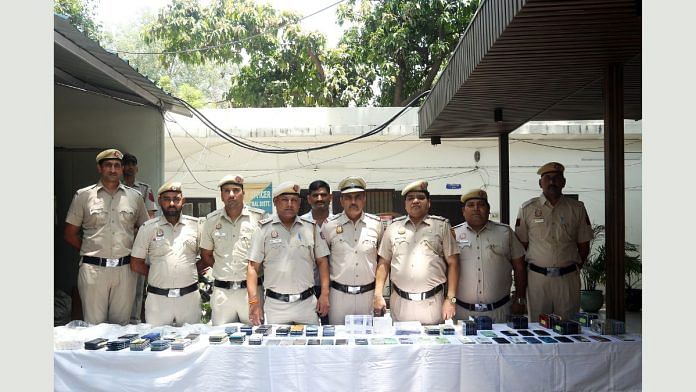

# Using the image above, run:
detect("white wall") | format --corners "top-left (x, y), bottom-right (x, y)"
top-left (164, 108), bottom-right (642, 247)
top-left (55, 85), bottom-right (164, 188)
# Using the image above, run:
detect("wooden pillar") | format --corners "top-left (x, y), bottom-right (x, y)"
top-left (604, 63), bottom-right (625, 321)
top-left (498, 133), bottom-right (510, 224)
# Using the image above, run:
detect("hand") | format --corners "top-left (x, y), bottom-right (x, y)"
top-left (316, 292), bottom-right (330, 317)
top-left (511, 302), bottom-right (527, 316)
top-left (442, 301), bottom-right (456, 320)
top-left (249, 303), bottom-right (263, 326)
top-left (373, 295), bottom-right (387, 315)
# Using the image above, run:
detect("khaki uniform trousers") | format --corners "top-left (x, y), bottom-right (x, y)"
top-left (78, 263), bottom-right (136, 325)
top-left (211, 285), bottom-right (264, 326)
top-left (455, 302), bottom-right (511, 324)
top-left (145, 290), bottom-right (201, 327)
top-left (390, 291), bottom-right (444, 325)
top-left (264, 295), bottom-right (319, 325)
top-left (527, 268), bottom-right (581, 321)
top-left (328, 288), bottom-right (373, 325)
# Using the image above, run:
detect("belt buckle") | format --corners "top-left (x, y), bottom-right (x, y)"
top-left (408, 292), bottom-right (423, 301)
top-left (168, 288), bottom-right (181, 298)
top-left (347, 286), bottom-right (360, 294)
top-left (105, 258), bottom-right (120, 267)
top-left (288, 294), bottom-right (301, 303)
top-left (231, 282), bottom-right (241, 290)
top-left (547, 267), bottom-right (561, 277)
top-left (474, 303), bottom-right (488, 312)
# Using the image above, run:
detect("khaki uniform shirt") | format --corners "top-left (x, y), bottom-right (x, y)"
top-left (65, 181), bottom-right (149, 258)
top-left (200, 206), bottom-right (266, 281)
top-left (454, 221), bottom-right (525, 303)
top-left (515, 194), bottom-right (594, 267)
top-left (321, 212), bottom-right (384, 286)
top-left (131, 181), bottom-right (157, 212)
top-left (131, 215), bottom-right (200, 288)
top-left (378, 215), bottom-right (459, 293)
top-left (247, 215), bottom-right (330, 294)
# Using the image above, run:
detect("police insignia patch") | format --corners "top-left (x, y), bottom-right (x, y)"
top-left (398, 227), bottom-right (406, 235)
top-left (156, 229), bottom-right (164, 237)
top-left (336, 226), bottom-right (343, 234)
top-left (215, 223), bottom-right (222, 230)
top-left (534, 208), bottom-right (542, 218)
top-left (271, 230), bottom-right (278, 238)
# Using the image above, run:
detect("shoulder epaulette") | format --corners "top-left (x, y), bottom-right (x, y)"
top-left (143, 217), bottom-right (159, 227)
top-left (246, 205), bottom-right (266, 215)
top-left (75, 184), bottom-right (98, 194)
top-left (206, 209), bottom-right (223, 220)
top-left (259, 217), bottom-right (273, 225)
top-left (392, 216), bottom-right (407, 222)
top-left (364, 213), bottom-right (380, 221)
top-left (520, 197), bottom-right (538, 209)
top-left (428, 215), bottom-right (446, 221)
top-left (181, 215), bottom-right (199, 222)
top-left (300, 215), bottom-right (316, 224)
top-left (452, 222), bottom-right (466, 229)
top-left (123, 185), bottom-right (143, 196)
top-left (327, 214), bottom-right (342, 222)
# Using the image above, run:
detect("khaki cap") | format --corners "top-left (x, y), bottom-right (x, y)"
top-left (537, 162), bottom-right (565, 176)
top-left (95, 149), bottom-right (123, 163)
top-left (401, 180), bottom-right (428, 196)
top-left (461, 189), bottom-right (488, 204)
top-left (272, 181), bottom-right (301, 198)
top-left (218, 174), bottom-right (245, 188)
top-left (158, 181), bottom-right (183, 195)
top-left (338, 176), bottom-right (366, 194)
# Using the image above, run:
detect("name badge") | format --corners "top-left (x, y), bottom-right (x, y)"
top-left (214, 231), bottom-right (226, 237)
top-left (533, 218), bottom-right (545, 223)
top-left (105, 258), bottom-right (120, 267)
top-left (270, 238), bottom-right (282, 244)
top-left (458, 240), bottom-right (471, 247)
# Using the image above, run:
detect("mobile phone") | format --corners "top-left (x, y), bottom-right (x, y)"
top-left (399, 337), bottom-right (414, 344)
top-left (355, 338), bottom-right (369, 345)
top-left (84, 338), bottom-right (108, 350)
top-left (493, 337), bottom-right (510, 344)
top-left (480, 330), bottom-right (498, 338)
top-left (538, 336), bottom-right (557, 343)
top-left (474, 337), bottom-right (493, 344)
top-left (501, 330), bottom-right (519, 337)
top-left (307, 339), bottom-right (320, 345)
top-left (509, 336), bottom-right (527, 344)
top-left (517, 330), bottom-right (534, 337)
top-left (533, 330), bottom-right (550, 336)
top-left (293, 339), bottom-right (307, 345)
top-left (335, 339), bottom-right (349, 345)
top-left (265, 339), bottom-right (281, 346)
top-left (457, 336), bottom-right (476, 344)
top-left (320, 339), bottom-right (334, 345)
top-left (570, 335), bottom-right (591, 343)
top-left (588, 335), bottom-right (612, 342)
top-left (555, 336), bottom-right (574, 343)
top-left (523, 336), bottom-right (542, 344)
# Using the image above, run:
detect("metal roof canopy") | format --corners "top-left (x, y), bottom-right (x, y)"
top-left (418, 0), bottom-right (641, 322)
top-left (54, 14), bottom-right (190, 116)
top-left (419, 0), bottom-right (641, 137)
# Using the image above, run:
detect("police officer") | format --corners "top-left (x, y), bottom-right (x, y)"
top-left (63, 149), bottom-right (149, 325)
top-left (246, 182), bottom-right (330, 326)
top-left (200, 175), bottom-right (266, 325)
top-left (321, 177), bottom-right (384, 325)
top-left (374, 180), bottom-right (460, 325)
top-left (515, 162), bottom-right (594, 320)
top-left (453, 189), bottom-right (527, 323)
top-left (121, 152), bottom-right (157, 324)
top-left (130, 182), bottom-right (203, 326)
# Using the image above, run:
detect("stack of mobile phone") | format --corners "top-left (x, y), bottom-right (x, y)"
top-left (539, 313), bottom-right (562, 329)
top-left (229, 332), bottom-right (246, 344)
top-left (424, 326), bottom-right (441, 335)
top-left (507, 315), bottom-right (528, 329)
top-left (474, 316), bottom-right (493, 330)
top-left (305, 325), bottom-right (319, 337)
top-left (574, 312), bottom-right (599, 327)
top-left (255, 325), bottom-right (271, 336)
top-left (290, 325), bottom-right (305, 336)
top-left (322, 325), bottom-right (335, 337)
top-left (440, 324), bottom-right (455, 335)
top-left (129, 338), bottom-right (150, 351)
top-left (150, 340), bottom-right (170, 351)
top-left (240, 325), bottom-right (254, 335)
top-left (141, 332), bottom-right (161, 342)
top-left (208, 333), bottom-right (229, 344)
top-left (171, 339), bottom-right (192, 351)
top-left (106, 339), bottom-right (129, 351)
top-left (118, 333), bottom-right (140, 343)
top-left (275, 326), bottom-right (290, 337)
top-left (463, 320), bottom-right (477, 336)
top-left (554, 320), bottom-right (581, 335)
top-left (84, 338), bottom-right (108, 350)
top-left (591, 319), bottom-right (625, 335)
top-left (224, 326), bottom-right (239, 335)
top-left (321, 339), bottom-right (335, 345)
top-left (248, 333), bottom-right (263, 345)
top-left (185, 333), bottom-right (200, 344)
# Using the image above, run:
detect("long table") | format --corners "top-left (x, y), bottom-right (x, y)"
top-left (54, 323), bottom-right (642, 392)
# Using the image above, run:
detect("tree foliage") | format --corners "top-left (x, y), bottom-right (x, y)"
top-left (140, 0), bottom-right (480, 107)
top-left (54, 0), bottom-right (102, 40)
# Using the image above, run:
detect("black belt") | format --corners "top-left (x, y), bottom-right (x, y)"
top-left (529, 263), bottom-right (577, 277)
top-left (265, 287), bottom-right (314, 303)
top-left (391, 283), bottom-right (443, 301)
top-left (147, 282), bottom-right (198, 298)
top-left (214, 277), bottom-right (263, 290)
top-left (455, 295), bottom-right (510, 312)
top-left (82, 255), bottom-right (130, 267)
top-left (331, 280), bottom-right (376, 295)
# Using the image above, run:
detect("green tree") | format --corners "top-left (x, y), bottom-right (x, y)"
top-left (143, 0), bottom-right (480, 107)
top-left (54, 0), bottom-right (102, 40)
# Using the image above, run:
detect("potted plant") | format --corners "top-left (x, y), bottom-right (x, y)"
top-left (580, 225), bottom-right (643, 313)
top-left (580, 225), bottom-right (606, 312)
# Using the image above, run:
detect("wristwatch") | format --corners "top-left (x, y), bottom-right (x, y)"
top-left (446, 296), bottom-right (457, 304)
